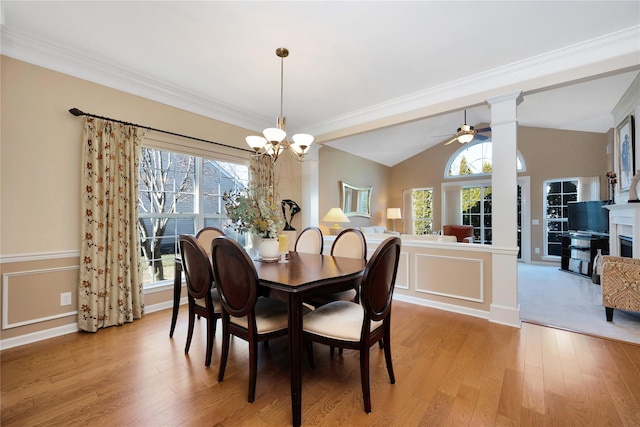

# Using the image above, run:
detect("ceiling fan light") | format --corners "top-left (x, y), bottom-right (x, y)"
top-left (246, 135), bottom-right (268, 151)
top-left (457, 133), bottom-right (474, 144)
top-left (263, 127), bottom-right (286, 143)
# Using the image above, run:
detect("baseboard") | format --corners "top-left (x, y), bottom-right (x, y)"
top-left (0, 299), bottom-right (180, 351)
top-left (393, 293), bottom-right (490, 321)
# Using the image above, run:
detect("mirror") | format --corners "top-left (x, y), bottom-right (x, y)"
top-left (341, 181), bottom-right (372, 218)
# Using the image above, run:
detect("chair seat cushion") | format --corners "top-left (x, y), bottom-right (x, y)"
top-left (303, 300), bottom-right (382, 341)
top-left (305, 288), bottom-right (357, 308)
top-left (195, 287), bottom-right (222, 312)
top-left (230, 297), bottom-right (289, 334)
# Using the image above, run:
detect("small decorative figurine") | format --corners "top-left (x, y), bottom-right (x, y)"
top-left (606, 171), bottom-right (617, 204)
top-left (281, 199), bottom-right (301, 230)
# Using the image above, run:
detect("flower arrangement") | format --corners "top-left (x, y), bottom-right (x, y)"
top-left (223, 189), bottom-right (284, 238)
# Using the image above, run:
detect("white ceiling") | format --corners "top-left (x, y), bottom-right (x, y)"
top-left (2, 1), bottom-right (639, 166)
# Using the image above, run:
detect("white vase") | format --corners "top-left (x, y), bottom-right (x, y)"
top-left (258, 238), bottom-right (279, 260)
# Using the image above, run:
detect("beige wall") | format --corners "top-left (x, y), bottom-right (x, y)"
top-left (0, 56), bottom-right (302, 342)
top-left (389, 126), bottom-right (610, 262)
top-left (0, 54), bottom-right (615, 345)
top-left (318, 146), bottom-right (390, 234)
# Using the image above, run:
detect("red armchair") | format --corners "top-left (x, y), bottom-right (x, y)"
top-left (442, 225), bottom-right (474, 243)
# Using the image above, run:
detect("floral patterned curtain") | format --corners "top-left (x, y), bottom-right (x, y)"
top-left (78, 117), bottom-right (144, 332)
top-left (249, 153), bottom-right (277, 200)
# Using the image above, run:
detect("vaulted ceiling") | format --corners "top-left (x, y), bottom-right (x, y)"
top-left (2, 1), bottom-right (639, 166)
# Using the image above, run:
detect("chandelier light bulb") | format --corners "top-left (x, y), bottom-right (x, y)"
top-left (246, 135), bottom-right (268, 151)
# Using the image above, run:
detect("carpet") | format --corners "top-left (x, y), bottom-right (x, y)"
top-left (518, 263), bottom-right (640, 344)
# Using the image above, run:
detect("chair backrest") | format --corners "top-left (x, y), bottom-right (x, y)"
top-left (442, 224), bottom-right (474, 243)
top-left (195, 227), bottom-right (225, 256)
top-left (331, 228), bottom-right (367, 260)
top-left (179, 235), bottom-right (214, 299)
top-left (360, 236), bottom-right (401, 322)
top-left (210, 236), bottom-right (259, 318)
top-left (294, 226), bottom-right (324, 254)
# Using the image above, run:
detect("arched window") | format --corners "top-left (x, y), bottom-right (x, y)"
top-left (445, 141), bottom-right (525, 178)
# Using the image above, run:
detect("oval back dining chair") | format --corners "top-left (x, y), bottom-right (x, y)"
top-left (178, 234), bottom-right (222, 367)
top-left (210, 236), bottom-right (290, 403)
top-left (170, 227), bottom-right (225, 338)
top-left (306, 228), bottom-right (367, 308)
top-left (294, 226), bottom-right (324, 254)
top-left (196, 227), bottom-right (225, 257)
top-left (303, 236), bottom-right (401, 414)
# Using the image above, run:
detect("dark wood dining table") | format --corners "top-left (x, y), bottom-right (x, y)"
top-left (253, 251), bottom-right (366, 426)
top-left (170, 250), bottom-right (365, 426)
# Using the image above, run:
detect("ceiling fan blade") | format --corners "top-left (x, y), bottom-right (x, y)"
top-left (475, 134), bottom-right (490, 141)
top-left (444, 136), bottom-right (458, 145)
top-left (475, 127), bottom-right (491, 133)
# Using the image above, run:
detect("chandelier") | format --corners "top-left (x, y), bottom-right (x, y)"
top-left (245, 48), bottom-right (314, 162)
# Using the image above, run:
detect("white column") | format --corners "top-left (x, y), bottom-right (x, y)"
top-left (301, 145), bottom-right (321, 229)
top-left (486, 91), bottom-right (523, 327)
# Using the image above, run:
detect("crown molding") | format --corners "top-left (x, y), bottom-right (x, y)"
top-left (612, 72), bottom-right (640, 120)
top-left (2, 25), bottom-right (638, 138)
top-left (305, 25), bottom-right (640, 138)
top-left (0, 27), bottom-right (269, 132)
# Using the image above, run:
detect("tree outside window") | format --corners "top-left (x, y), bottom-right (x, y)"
top-left (137, 147), bottom-right (248, 285)
top-left (411, 188), bottom-right (433, 235)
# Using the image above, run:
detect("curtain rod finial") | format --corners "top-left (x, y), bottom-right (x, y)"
top-left (69, 108), bottom-right (84, 116)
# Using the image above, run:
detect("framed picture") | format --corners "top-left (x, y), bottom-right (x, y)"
top-left (616, 115), bottom-right (635, 191)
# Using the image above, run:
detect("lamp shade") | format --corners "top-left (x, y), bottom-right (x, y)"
top-left (322, 207), bottom-right (350, 224)
top-left (386, 208), bottom-right (402, 220)
top-left (457, 133), bottom-right (474, 144)
top-left (246, 135), bottom-right (268, 151)
top-left (263, 127), bottom-right (286, 143)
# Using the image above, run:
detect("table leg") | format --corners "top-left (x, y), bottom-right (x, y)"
top-left (288, 292), bottom-right (303, 427)
top-left (169, 261), bottom-right (182, 338)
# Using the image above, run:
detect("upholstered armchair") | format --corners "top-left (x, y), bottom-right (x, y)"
top-left (601, 255), bottom-right (640, 322)
top-left (442, 225), bottom-right (474, 243)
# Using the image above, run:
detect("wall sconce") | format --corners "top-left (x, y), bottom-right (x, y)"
top-left (386, 207), bottom-right (402, 232)
top-left (322, 207), bottom-right (350, 235)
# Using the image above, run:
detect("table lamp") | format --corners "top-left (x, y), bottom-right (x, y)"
top-left (322, 207), bottom-right (350, 235)
top-left (387, 207), bottom-right (401, 232)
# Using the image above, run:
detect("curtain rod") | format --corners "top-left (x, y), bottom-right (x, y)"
top-left (68, 108), bottom-right (254, 154)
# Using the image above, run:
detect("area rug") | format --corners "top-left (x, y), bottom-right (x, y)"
top-left (518, 263), bottom-right (640, 345)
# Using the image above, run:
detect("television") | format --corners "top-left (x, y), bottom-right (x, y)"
top-left (567, 200), bottom-right (609, 234)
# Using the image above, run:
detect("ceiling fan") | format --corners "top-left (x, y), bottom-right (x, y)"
top-left (444, 110), bottom-right (491, 145)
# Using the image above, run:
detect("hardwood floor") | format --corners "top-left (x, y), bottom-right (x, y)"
top-left (2, 301), bottom-right (640, 426)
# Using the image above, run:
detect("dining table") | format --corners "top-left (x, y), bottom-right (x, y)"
top-left (169, 249), bottom-right (366, 426)
top-left (253, 251), bottom-right (366, 427)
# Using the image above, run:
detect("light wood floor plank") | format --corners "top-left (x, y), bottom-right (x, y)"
top-left (2, 301), bottom-right (640, 426)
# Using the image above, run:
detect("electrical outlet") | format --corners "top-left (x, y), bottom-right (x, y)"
top-left (534, 247), bottom-right (540, 254)
top-left (60, 292), bottom-right (72, 306)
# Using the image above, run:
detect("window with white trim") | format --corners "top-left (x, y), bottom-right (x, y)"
top-left (406, 188), bottom-right (434, 235)
top-left (446, 141), bottom-right (524, 177)
top-left (544, 178), bottom-right (578, 257)
top-left (138, 146), bottom-right (249, 287)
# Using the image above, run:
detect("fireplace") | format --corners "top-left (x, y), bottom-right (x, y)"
top-left (620, 236), bottom-right (633, 258)
top-left (605, 204), bottom-right (640, 258)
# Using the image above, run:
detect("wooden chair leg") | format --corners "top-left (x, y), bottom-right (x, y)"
top-left (306, 340), bottom-right (315, 369)
top-left (205, 316), bottom-right (214, 367)
top-left (185, 303), bottom-right (195, 354)
top-left (217, 321), bottom-right (230, 382)
top-left (248, 340), bottom-right (258, 403)
top-left (383, 329), bottom-right (395, 384)
top-left (360, 346), bottom-right (372, 413)
top-left (606, 307), bottom-right (614, 322)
